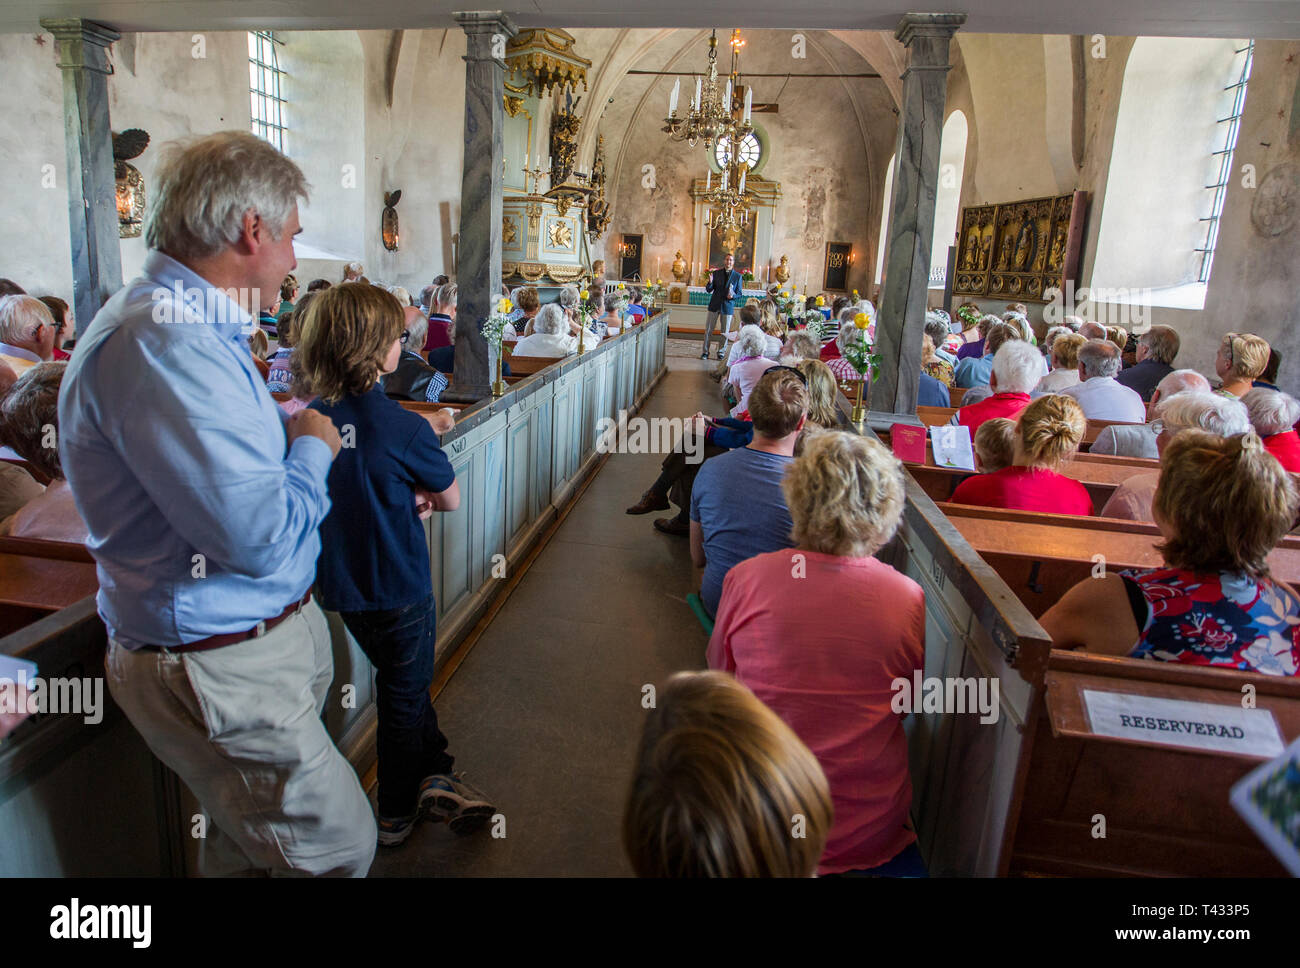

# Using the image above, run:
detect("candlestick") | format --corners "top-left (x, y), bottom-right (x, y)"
top-left (656, 256), bottom-right (661, 279)
top-left (669, 78), bottom-right (680, 115)
top-left (744, 88), bottom-right (752, 123)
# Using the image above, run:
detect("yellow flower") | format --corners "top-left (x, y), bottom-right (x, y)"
top-left (852, 289), bottom-right (860, 298)
top-left (580, 289), bottom-right (589, 300)
top-left (815, 296), bottom-right (825, 307)
top-left (497, 298), bottom-right (513, 314)
top-left (657, 278), bottom-right (663, 284)
top-left (617, 282), bottom-right (626, 290)
top-left (853, 312), bottom-right (870, 330)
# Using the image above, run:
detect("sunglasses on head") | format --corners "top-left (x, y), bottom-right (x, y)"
top-left (400, 330), bottom-right (411, 345)
top-left (765, 364), bottom-right (808, 386)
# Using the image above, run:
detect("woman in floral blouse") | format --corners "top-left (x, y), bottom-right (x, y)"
top-left (1040, 429), bottom-right (1300, 676)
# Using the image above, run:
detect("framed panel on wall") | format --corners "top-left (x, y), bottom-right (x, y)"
top-left (953, 191), bottom-right (1087, 302)
top-left (618, 234), bottom-right (643, 280)
top-left (824, 241), bottom-right (852, 292)
top-left (706, 218), bottom-right (756, 275)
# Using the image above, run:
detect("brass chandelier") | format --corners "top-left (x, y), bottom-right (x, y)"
top-left (664, 29), bottom-right (756, 235)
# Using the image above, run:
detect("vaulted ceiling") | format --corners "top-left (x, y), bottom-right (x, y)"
top-left (2, 0), bottom-right (1298, 38)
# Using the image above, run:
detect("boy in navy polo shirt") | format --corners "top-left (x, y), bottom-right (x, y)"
top-left (300, 283), bottom-right (495, 846)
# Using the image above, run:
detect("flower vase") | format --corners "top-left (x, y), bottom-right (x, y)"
top-left (491, 345), bottom-right (507, 398)
top-left (851, 375), bottom-right (868, 429)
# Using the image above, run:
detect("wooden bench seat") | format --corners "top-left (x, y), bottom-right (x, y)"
top-left (0, 539), bottom-right (99, 636)
top-left (1011, 649), bottom-right (1300, 876)
top-left (937, 502), bottom-right (1300, 617)
top-left (915, 405), bottom-right (1143, 450)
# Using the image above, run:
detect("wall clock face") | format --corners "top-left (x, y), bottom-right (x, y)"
top-left (715, 132), bottom-right (760, 171)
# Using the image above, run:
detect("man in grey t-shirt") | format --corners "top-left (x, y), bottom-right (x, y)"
top-left (690, 368), bottom-right (809, 617)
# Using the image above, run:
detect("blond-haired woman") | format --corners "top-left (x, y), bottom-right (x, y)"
top-left (1035, 332), bottom-right (1086, 394)
top-left (709, 431), bottom-right (927, 876)
top-left (622, 670), bottom-right (833, 877)
top-left (1216, 332), bottom-right (1272, 398)
top-left (951, 394), bottom-right (1092, 514)
top-left (1042, 430), bottom-right (1300, 676)
top-left (794, 358), bottom-right (848, 431)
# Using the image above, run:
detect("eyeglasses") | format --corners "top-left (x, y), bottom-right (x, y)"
top-left (1149, 419), bottom-right (1164, 435)
top-left (765, 364), bottom-right (808, 386)
top-left (399, 330), bottom-right (411, 345)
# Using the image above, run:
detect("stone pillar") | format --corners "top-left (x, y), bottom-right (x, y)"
top-left (41, 19), bottom-right (123, 338)
top-left (448, 11), bottom-right (515, 400)
top-left (872, 13), bottom-right (965, 416)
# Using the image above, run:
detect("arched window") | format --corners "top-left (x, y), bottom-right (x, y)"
top-left (876, 152), bottom-right (895, 284)
top-left (249, 31), bottom-right (288, 152)
top-left (714, 132), bottom-right (761, 170)
top-left (1091, 38), bottom-right (1252, 308)
top-left (931, 111), bottom-right (968, 288)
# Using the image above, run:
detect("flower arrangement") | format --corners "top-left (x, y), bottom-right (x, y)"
top-left (815, 295), bottom-right (825, 308)
top-left (576, 289), bottom-right (593, 354)
top-left (643, 278), bottom-right (665, 307)
top-left (842, 313), bottom-right (881, 380)
top-left (482, 296), bottom-right (514, 397)
top-left (801, 313), bottom-right (824, 343)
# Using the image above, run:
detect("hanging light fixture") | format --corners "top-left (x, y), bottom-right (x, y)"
top-left (662, 29), bottom-right (753, 155)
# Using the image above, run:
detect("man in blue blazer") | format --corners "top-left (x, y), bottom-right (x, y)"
top-left (702, 253), bottom-right (742, 360)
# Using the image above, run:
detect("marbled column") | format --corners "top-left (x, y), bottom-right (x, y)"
top-left (873, 14), bottom-right (965, 416)
top-left (449, 11), bottom-right (516, 400)
top-left (41, 19), bottom-right (123, 338)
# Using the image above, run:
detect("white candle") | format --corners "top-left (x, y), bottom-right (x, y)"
top-left (722, 167), bottom-right (728, 190)
top-left (694, 76), bottom-right (702, 109)
top-left (724, 79), bottom-right (732, 111)
top-left (656, 257), bottom-right (661, 278)
top-left (744, 87), bottom-right (752, 122)
top-left (547, 155), bottom-right (553, 172)
top-left (706, 169), bottom-right (711, 190)
top-left (669, 78), bottom-right (680, 115)
top-left (524, 150), bottom-right (529, 170)
top-left (738, 167), bottom-right (746, 192)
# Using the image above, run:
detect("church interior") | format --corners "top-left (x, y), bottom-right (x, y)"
top-left (1, 0), bottom-right (1300, 888)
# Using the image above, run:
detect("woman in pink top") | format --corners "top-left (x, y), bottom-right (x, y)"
top-left (726, 324), bottom-right (777, 417)
top-left (708, 430), bottom-right (926, 876)
top-left (950, 393), bottom-right (1093, 516)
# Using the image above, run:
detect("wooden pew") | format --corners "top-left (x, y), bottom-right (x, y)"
top-left (930, 502), bottom-right (1300, 875)
top-left (503, 355), bottom-right (560, 376)
top-left (914, 404), bottom-right (1143, 450)
top-left (937, 502), bottom-right (1300, 617)
top-left (1012, 649), bottom-right (1300, 876)
top-left (0, 537), bottom-right (98, 636)
top-left (948, 385), bottom-right (966, 408)
top-left (902, 446), bottom-right (1148, 514)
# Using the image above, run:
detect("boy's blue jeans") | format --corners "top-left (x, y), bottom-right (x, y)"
top-left (340, 593), bottom-right (454, 819)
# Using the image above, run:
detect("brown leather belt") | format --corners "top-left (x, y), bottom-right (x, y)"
top-left (143, 592), bottom-right (313, 654)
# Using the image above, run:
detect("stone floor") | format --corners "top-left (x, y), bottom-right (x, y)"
top-left (369, 356), bottom-right (717, 876)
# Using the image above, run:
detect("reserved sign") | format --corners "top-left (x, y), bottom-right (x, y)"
top-left (1083, 689), bottom-right (1284, 758)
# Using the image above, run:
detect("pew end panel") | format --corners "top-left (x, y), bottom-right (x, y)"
top-left (1009, 651), bottom-right (1300, 877)
top-left (876, 444), bottom-right (1055, 877)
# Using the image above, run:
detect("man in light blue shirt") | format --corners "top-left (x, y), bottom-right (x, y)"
top-left (60, 131), bottom-right (376, 877)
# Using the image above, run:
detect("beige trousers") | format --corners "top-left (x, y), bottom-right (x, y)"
top-left (105, 600), bottom-right (377, 877)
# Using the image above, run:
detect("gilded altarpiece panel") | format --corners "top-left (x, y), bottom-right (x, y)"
top-left (953, 191), bottom-right (1087, 303)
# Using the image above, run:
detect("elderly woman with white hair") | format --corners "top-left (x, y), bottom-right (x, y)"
top-left (950, 338), bottom-right (1041, 435)
top-left (1061, 339), bottom-right (1146, 422)
top-left (708, 430), bottom-right (927, 875)
top-left (512, 303), bottom-right (577, 359)
top-left (1242, 387), bottom-right (1300, 472)
top-left (0, 295), bottom-right (57, 376)
top-left (1100, 391), bottom-right (1251, 520)
top-left (1091, 368), bottom-right (1211, 459)
top-left (726, 324), bottom-right (778, 417)
top-left (826, 312), bottom-right (871, 384)
top-left (0, 362), bottom-right (88, 542)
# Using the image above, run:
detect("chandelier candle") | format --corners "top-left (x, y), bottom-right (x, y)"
top-left (669, 78), bottom-right (680, 115)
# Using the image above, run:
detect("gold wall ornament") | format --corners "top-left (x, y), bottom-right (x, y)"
top-left (553, 194), bottom-right (572, 218)
top-left (547, 220), bottom-right (573, 249)
top-left (544, 263), bottom-right (585, 283)
top-left (774, 254), bottom-right (790, 284)
top-left (503, 95), bottom-right (526, 118)
top-left (953, 191), bottom-right (1087, 302)
top-left (525, 199), bottom-right (544, 232)
top-left (505, 28), bottom-right (591, 98)
top-left (113, 128), bottom-right (150, 239)
top-left (549, 105), bottom-right (581, 187)
top-left (382, 189), bottom-right (401, 251)
top-left (672, 250), bottom-right (687, 281)
top-left (503, 216), bottom-right (518, 245)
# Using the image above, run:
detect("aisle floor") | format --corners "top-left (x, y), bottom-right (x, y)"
top-left (370, 353), bottom-right (720, 876)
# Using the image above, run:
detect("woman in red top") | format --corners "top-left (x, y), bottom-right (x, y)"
top-left (1242, 386), bottom-right (1300, 473)
top-left (951, 393), bottom-right (1092, 515)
